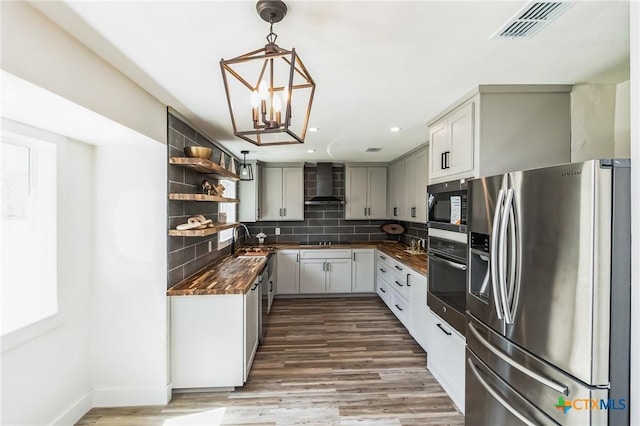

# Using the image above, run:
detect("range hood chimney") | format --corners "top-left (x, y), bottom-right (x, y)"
top-left (304, 163), bottom-right (345, 205)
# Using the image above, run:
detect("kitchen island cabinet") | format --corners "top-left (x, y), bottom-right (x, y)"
top-left (170, 283), bottom-right (260, 389)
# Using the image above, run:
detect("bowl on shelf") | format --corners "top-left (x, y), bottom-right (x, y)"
top-left (184, 146), bottom-right (213, 160)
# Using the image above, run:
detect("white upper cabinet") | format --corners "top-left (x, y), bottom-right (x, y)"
top-left (428, 85), bottom-right (572, 184)
top-left (429, 102), bottom-right (474, 181)
top-left (260, 167), bottom-right (304, 221)
top-left (388, 146), bottom-right (429, 224)
top-left (345, 166), bottom-right (387, 220)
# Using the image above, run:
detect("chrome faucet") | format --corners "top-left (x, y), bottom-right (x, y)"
top-left (238, 223), bottom-right (251, 238)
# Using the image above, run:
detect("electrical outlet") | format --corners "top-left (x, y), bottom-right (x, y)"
top-left (275, 227), bottom-right (281, 235)
top-left (208, 241), bottom-right (212, 252)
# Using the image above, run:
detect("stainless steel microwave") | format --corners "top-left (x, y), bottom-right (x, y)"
top-left (427, 178), bottom-right (468, 232)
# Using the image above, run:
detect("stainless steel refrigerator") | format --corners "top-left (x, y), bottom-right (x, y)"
top-left (465, 159), bottom-right (631, 425)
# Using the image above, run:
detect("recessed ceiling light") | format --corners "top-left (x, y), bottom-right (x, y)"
top-left (307, 149), bottom-right (316, 153)
top-left (390, 127), bottom-right (401, 132)
top-left (308, 127), bottom-right (319, 132)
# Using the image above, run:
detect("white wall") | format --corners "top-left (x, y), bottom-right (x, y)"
top-left (91, 141), bottom-right (169, 407)
top-left (1, 120), bottom-right (94, 426)
top-left (0, 1), bottom-right (166, 145)
top-left (614, 80), bottom-right (631, 158)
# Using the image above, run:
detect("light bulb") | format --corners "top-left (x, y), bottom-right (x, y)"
top-left (258, 81), bottom-right (269, 100)
top-left (282, 86), bottom-right (289, 103)
top-left (241, 167), bottom-right (248, 176)
top-left (272, 95), bottom-right (282, 112)
top-left (250, 90), bottom-right (260, 107)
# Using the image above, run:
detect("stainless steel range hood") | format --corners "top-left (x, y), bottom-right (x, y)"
top-left (304, 163), bottom-right (345, 205)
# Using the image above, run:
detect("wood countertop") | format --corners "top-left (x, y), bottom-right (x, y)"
top-left (167, 255), bottom-right (268, 296)
top-left (167, 241), bottom-right (427, 297)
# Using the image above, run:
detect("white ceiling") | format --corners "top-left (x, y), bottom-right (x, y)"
top-left (32, 0), bottom-right (630, 163)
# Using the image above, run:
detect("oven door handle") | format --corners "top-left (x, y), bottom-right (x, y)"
top-left (428, 253), bottom-right (467, 271)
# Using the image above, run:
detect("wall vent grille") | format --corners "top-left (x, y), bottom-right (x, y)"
top-left (493, 1), bottom-right (573, 39)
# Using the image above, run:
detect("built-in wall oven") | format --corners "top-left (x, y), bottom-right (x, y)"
top-left (427, 178), bottom-right (469, 336)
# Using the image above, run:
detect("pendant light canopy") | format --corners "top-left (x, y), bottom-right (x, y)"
top-left (220, 0), bottom-right (316, 146)
top-left (239, 150), bottom-right (254, 181)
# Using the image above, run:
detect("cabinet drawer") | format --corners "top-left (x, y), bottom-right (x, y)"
top-left (300, 249), bottom-right (351, 259)
top-left (390, 289), bottom-right (411, 328)
top-left (427, 309), bottom-right (466, 412)
top-left (388, 272), bottom-right (410, 300)
top-left (376, 278), bottom-right (391, 306)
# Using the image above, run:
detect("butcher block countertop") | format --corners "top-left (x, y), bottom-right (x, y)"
top-left (167, 255), bottom-right (268, 296)
top-left (167, 241), bottom-right (426, 297)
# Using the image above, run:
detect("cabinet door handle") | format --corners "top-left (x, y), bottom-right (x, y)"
top-left (437, 323), bottom-right (452, 336)
top-left (394, 265), bottom-right (403, 271)
top-left (363, 207), bottom-right (367, 217)
top-left (395, 304), bottom-right (403, 312)
top-left (406, 273), bottom-right (411, 287)
top-left (445, 151), bottom-right (451, 169)
top-left (283, 208), bottom-right (287, 217)
top-left (380, 288), bottom-right (386, 293)
top-left (441, 152), bottom-right (446, 170)
top-left (269, 281), bottom-right (273, 292)
top-left (296, 253), bottom-right (299, 263)
top-left (393, 207), bottom-right (397, 217)
top-left (411, 207), bottom-right (416, 218)
top-left (257, 208), bottom-right (261, 219)
top-left (380, 255), bottom-right (387, 260)
top-left (394, 280), bottom-right (403, 287)
top-left (353, 252), bottom-right (356, 261)
top-left (379, 268), bottom-right (386, 273)
top-left (326, 262), bottom-right (330, 272)
top-left (251, 283), bottom-right (259, 291)
top-left (279, 208), bottom-right (283, 217)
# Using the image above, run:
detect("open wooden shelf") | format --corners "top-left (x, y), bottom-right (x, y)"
top-left (169, 193), bottom-right (239, 203)
top-left (169, 222), bottom-right (239, 237)
top-left (169, 157), bottom-right (240, 181)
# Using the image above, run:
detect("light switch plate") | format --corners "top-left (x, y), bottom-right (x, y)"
top-left (275, 228), bottom-right (280, 235)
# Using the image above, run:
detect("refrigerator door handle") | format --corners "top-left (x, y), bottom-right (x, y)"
top-left (491, 189), bottom-right (506, 320)
top-left (468, 323), bottom-right (569, 395)
top-left (498, 188), bottom-right (515, 324)
top-left (506, 194), bottom-right (521, 324)
top-left (467, 358), bottom-right (538, 426)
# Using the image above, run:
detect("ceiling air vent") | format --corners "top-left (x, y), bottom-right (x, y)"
top-left (493, 1), bottom-right (573, 39)
top-left (365, 147), bottom-right (382, 152)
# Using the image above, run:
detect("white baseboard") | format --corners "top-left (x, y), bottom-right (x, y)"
top-left (52, 392), bottom-right (92, 426)
top-left (93, 386), bottom-right (170, 407)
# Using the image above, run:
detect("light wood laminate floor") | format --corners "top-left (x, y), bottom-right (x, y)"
top-left (77, 297), bottom-right (464, 425)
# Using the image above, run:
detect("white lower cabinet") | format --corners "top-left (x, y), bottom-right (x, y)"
top-left (276, 250), bottom-right (300, 294)
top-left (408, 272), bottom-right (429, 353)
top-left (299, 250), bottom-right (352, 294)
top-left (389, 289), bottom-right (410, 329)
top-left (352, 249), bottom-right (375, 292)
top-left (427, 309), bottom-right (466, 413)
top-left (170, 284), bottom-right (260, 388)
top-left (376, 275), bottom-right (391, 306)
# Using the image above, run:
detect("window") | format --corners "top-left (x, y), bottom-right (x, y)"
top-left (217, 179), bottom-right (237, 249)
top-left (1, 136), bottom-right (57, 336)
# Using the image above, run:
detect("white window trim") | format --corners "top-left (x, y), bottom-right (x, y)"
top-left (1, 127), bottom-right (60, 351)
